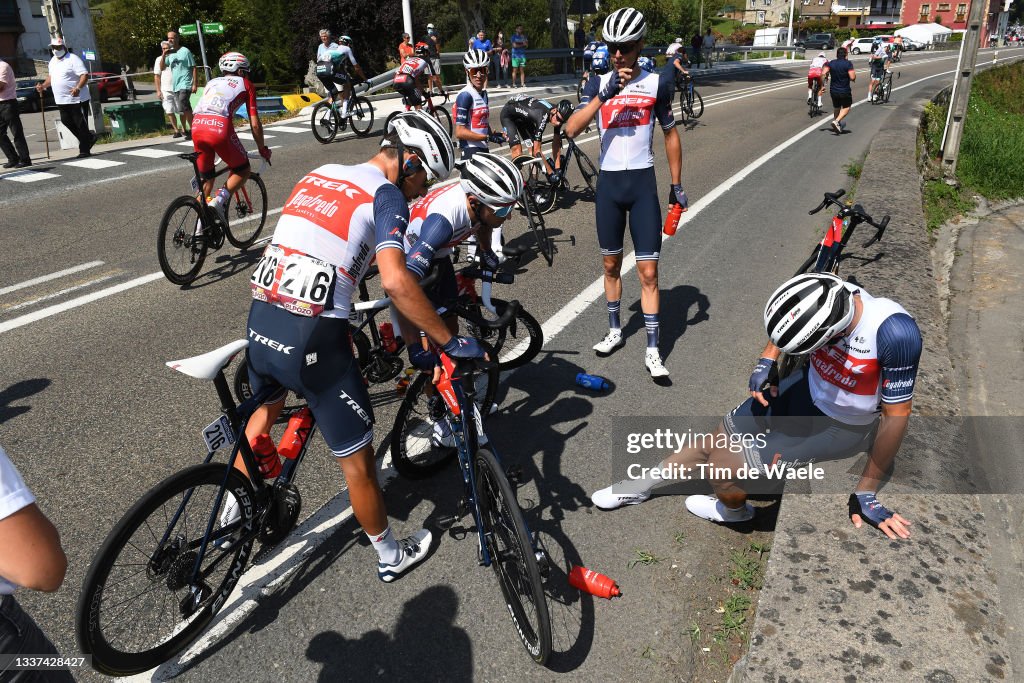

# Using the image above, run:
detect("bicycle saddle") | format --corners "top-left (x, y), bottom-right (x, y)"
top-left (167, 339), bottom-right (249, 380)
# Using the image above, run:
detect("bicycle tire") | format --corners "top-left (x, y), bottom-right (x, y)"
top-left (574, 146), bottom-right (598, 194)
top-left (311, 101), bottom-right (339, 144)
top-left (157, 195), bottom-right (207, 286)
top-left (688, 89), bottom-right (704, 119)
top-left (430, 104), bottom-right (453, 136)
top-left (883, 77), bottom-right (893, 103)
top-left (76, 464), bottom-right (256, 676)
top-left (390, 363), bottom-right (499, 479)
top-left (348, 95), bottom-right (375, 137)
top-left (513, 155), bottom-right (557, 216)
top-left (224, 174), bottom-right (268, 250)
top-left (475, 448), bottom-right (551, 664)
top-left (462, 298), bottom-right (543, 371)
top-left (521, 192), bottom-right (554, 266)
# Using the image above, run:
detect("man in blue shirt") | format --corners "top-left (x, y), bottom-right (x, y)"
top-left (822, 47), bottom-right (856, 134)
top-left (470, 30), bottom-right (493, 82)
top-left (511, 25), bottom-right (528, 87)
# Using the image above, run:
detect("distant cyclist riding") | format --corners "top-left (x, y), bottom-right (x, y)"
top-left (392, 42), bottom-right (433, 110)
top-left (315, 32), bottom-right (367, 119)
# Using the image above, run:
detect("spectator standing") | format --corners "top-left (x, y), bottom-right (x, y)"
top-left (426, 23), bottom-right (444, 94)
top-left (494, 31), bottom-right (510, 87)
top-left (154, 41), bottom-right (184, 138)
top-left (511, 25), bottom-right (528, 87)
top-left (574, 24), bottom-right (586, 71)
top-left (0, 445), bottom-right (73, 681)
top-left (0, 56), bottom-right (31, 168)
top-left (398, 33), bottom-right (414, 60)
top-left (158, 30), bottom-right (197, 140)
top-left (690, 31), bottom-right (703, 67)
top-left (702, 28), bottom-right (716, 68)
top-left (317, 28), bottom-right (340, 61)
top-left (36, 37), bottom-right (94, 158)
top-left (822, 46), bottom-right (856, 133)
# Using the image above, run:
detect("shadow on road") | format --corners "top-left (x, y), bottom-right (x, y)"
top-left (0, 378), bottom-right (50, 424)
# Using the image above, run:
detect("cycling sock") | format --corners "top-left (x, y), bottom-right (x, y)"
top-left (643, 313), bottom-right (659, 349)
top-left (491, 226), bottom-right (504, 254)
top-left (607, 300), bottom-right (621, 329)
top-left (368, 526), bottom-right (401, 565)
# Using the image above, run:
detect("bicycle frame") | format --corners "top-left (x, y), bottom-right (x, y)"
top-left (801, 189), bottom-right (890, 275)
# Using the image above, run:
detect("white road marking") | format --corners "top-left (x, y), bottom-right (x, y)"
top-left (121, 148), bottom-right (181, 158)
top-left (4, 170), bottom-right (59, 182)
top-left (236, 132), bottom-right (275, 141)
top-left (63, 158), bottom-right (125, 169)
top-left (264, 125), bottom-right (307, 133)
top-left (0, 261), bottom-right (104, 296)
top-left (5, 275), bottom-right (117, 311)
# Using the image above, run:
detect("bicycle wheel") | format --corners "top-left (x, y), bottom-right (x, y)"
top-left (430, 104), bottom-right (453, 136)
top-left (224, 174), bottom-right (268, 250)
top-left (390, 364), bottom-right (499, 479)
top-left (883, 78), bottom-right (893, 103)
top-left (513, 155), bottom-right (557, 216)
top-left (574, 146), bottom-right (598, 194)
top-left (688, 88), bottom-right (704, 119)
top-left (475, 448), bottom-right (551, 664)
top-left (461, 298), bottom-right (543, 371)
top-left (311, 101), bottom-right (339, 144)
top-left (77, 464), bottom-right (256, 676)
top-left (348, 96), bottom-right (375, 137)
top-left (157, 196), bottom-right (208, 286)
top-left (522, 194), bottom-right (554, 266)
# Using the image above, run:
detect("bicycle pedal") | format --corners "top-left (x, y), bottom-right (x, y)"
top-left (437, 514), bottom-right (461, 530)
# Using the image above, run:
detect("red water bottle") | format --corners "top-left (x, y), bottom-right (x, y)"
top-left (250, 433), bottom-right (282, 478)
top-left (277, 407), bottom-right (313, 460)
top-left (663, 203), bottom-right (684, 236)
top-left (568, 565), bottom-right (621, 599)
top-left (379, 322), bottom-right (398, 353)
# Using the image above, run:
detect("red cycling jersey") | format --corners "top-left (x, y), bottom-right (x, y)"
top-left (192, 75), bottom-right (259, 174)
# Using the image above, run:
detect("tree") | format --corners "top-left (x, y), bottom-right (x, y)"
top-left (290, 0), bottom-right (404, 77)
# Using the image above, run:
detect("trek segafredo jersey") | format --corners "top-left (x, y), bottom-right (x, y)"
top-left (582, 68), bottom-right (675, 170)
top-left (808, 285), bottom-right (922, 425)
top-left (404, 181), bottom-right (474, 272)
top-left (454, 84), bottom-right (490, 152)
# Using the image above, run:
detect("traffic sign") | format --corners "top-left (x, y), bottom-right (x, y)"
top-left (202, 23), bottom-right (224, 34)
top-left (179, 24), bottom-right (198, 36)
top-left (83, 50), bottom-right (96, 60)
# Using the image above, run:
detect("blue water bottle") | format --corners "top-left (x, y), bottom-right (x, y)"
top-left (576, 372), bottom-right (609, 391)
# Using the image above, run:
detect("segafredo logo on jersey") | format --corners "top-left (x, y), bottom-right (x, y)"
top-left (601, 94), bottom-right (655, 129)
top-left (883, 377), bottom-right (914, 390)
top-left (283, 172), bottom-right (371, 236)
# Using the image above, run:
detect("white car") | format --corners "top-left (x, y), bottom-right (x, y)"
top-left (849, 37), bottom-right (877, 54)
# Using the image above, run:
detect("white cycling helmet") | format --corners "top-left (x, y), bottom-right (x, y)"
top-left (603, 7), bottom-right (647, 43)
top-left (764, 273), bottom-right (856, 354)
top-left (463, 49), bottom-right (490, 69)
top-left (385, 110), bottom-right (455, 182)
top-left (458, 153), bottom-right (523, 208)
top-left (218, 52), bottom-right (249, 74)
top-left (666, 42), bottom-right (682, 55)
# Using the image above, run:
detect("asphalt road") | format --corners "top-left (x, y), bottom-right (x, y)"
top-left (1, 47), bottom-right (1015, 682)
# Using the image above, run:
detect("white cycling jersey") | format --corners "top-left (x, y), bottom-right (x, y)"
top-left (193, 75), bottom-right (257, 119)
top-left (405, 181), bottom-right (473, 257)
top-left (454, 84), bottom-right (490, 152)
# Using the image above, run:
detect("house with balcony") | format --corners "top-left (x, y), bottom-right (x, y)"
top-left (899, 0), bottom-right (992, 30)
top-left (0, 0), bottom-right (99, 75)
top-left (744, 0), bottom-right (796, 25)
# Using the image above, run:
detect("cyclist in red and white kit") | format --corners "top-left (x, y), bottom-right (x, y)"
top-left (563, 7), bottom-right (688, 380)
top-left (592, 273), bottom-right (922, 540)
top-left (807, 51), bottom-right (828, 107)
top-left (190, 52), bottom-right (270, 219)
top-left (391, 43), bottom-right (432, 110)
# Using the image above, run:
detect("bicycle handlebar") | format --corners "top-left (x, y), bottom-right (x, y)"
top-left (808, 189), bottom-right (846, 214)
top-left (809, 189), bottom-right (889, 245)
top-left (460, 267), bottom-right (515, 285)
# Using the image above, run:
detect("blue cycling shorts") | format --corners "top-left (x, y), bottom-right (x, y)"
top-left (595, 167), bottom-right (662, 261)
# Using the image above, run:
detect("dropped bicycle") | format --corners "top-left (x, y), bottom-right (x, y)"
top-left (509, 156), bottom-right (557, 265)
top-left (157, 152), bottom-right (269, 286)
top-left (310, 81), bottom-right (375, 143)
top-left (77, 339), bottom-right (308, 676)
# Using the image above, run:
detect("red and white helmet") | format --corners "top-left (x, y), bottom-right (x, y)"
top-left (219, 52), bottom-right (250, 74)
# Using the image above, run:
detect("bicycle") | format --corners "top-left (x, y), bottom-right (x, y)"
top-left (76, 339), bottom-right (308, 675)
top-left (871, 69), bottom-right (895, 104)
top-left (510, 156), bottom-right (556, 265)
top-left (678, 74), bottom-right (704, 123)
top-left (383, 87), bottom-right (453, 136)
top-left (543, 136), bottom-right (599, 202)
top-left (157, 152), bottom-right (269, 286)
top-left (310, 81), bottom-right (375, 143)
top-left (808, 78), bottom-right (823, 117)
top-left (390, 337), bottom-right (552, 663)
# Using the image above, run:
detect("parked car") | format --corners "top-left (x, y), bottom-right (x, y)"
top-left (849, 37), bottom-right (877, 54)
top-left (901, 37), bottom-right (923, 50)
top-left (91, 72), bottom-right (130, 102)
top-left (15, 78), bottom-right (55, 113)
top-left (796, 32), bottom-right (836, 50)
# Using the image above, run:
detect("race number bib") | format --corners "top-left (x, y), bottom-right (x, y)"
top-left (251, 244), bottom-right (335, 317)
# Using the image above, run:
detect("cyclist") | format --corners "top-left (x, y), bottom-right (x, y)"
top-left (243, 111), bottom-right (486, 582)
top-left (591, 273), bottom-right (921, 541)
top-left (392, 42), bottom-right (432, 111)
top-left (315, 34), bottom-right (367, 121)
top-left (564, 7), bottom-right (687, 379)
top-left (398, 154), bottom-right (523, 444)
top-left (582, 38), bottom-right (603, 79)
top-left (807, 51), bottom-right (828, 107)
top-left (500, 95), bottom-right (574, 180)
top-left (665, 41), bottom-right (691, 85)
top-left (867, 41), bottom-right (890, 102)
top-left (455, 49), bottom-right (505, 160)
top-left (190, 52), bottom-right (270, 223)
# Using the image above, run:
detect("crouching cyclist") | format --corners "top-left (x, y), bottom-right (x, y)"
top-left (392, 42), bottom-right (432, 110)
top-left (243, 111), bottom-right (487, 581)
top-left (500, 95), bottom-right (575, 182)
top-left (591, 273), bottom-right (922, 540)
top-left (191, 52), bottom-right (270, 224)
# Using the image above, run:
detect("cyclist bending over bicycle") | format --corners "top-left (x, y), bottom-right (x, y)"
top-left (242, 111), bottom-right (487, 582)
top-left (666, 42), bottom-right (690, 83)
top-left (391, 43), bottom-right (432, 111)
top-left (500, 95), bottom-right (574, 182)
top-left (807, 51), bottom-right (828, 107)
top-left (191, 52), bottom-right (270, 223)
top-left (315, 34), bottom-right (367, 118)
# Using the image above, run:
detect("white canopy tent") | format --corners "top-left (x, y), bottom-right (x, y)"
top-left (895, 23), bottom-right (954, 45)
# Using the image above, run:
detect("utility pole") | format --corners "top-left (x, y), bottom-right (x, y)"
top-left (402, 0), bottom-right (413, 43)
top-left (940, 0), bottom-right (987, 177)
top-left (786, 0), bottom-right (795, 57)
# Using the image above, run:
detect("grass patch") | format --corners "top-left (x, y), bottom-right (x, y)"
top-left (729, 542), bottom-right (769, 590)
top-left (844, 158), bottom-right (863, 180)
top-left (713, 594), bottom-right (752, 645)
top-left (923, 180), bottom-right (974, 233)
top-left (629, 549), bottom-right (664, 568)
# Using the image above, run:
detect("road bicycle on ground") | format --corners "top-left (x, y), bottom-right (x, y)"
top-left (383, 87), bottom-right (453, 136)
top-left (310, 82), bottom-right (375, 143)
top-left (76, 339), bottom-right (307, 675)
top-left (157, 152), bottom-right (269, 286)
top-left (678, 74), bottom-right (704, 123)
top-left (510, 156), bottom-right (556, 266)
top-left (808, 79), bottom-right (824, 117)
top-left (871, 69), bottom-right (896, 104)
top-left (391, 338), bottom-right (552, 664)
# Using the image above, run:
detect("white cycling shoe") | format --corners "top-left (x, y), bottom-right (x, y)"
top-left (591, 482), bottom-right (651, 510)
top-left (216, 492), bottom-right (241, 550)
top-left (378, 529), bottom-right (432, 583)
top-left (645, 349), bottom-right (670, 378)
top-left (685, 495), bottom-right (755, 523)
top-left (593, 330), bottom-right (624, 354)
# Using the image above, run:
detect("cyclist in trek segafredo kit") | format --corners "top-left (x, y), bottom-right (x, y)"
top-left (563, 7), bottom-right (688, 380)
top-left (242, 112), bottom-right (486, 582)
top-left (592, 273), bottom-right (922, 541)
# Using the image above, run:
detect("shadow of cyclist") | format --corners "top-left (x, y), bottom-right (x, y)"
top-left (179, 247), bottom-right (264, 290)
top-left (0, 378), bottom-right (50, 425)
top-left (621, 283), bottom-right (710, 362)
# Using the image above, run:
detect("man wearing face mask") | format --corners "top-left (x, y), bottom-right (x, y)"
top-left (36, 37), bottom-right (95, 158)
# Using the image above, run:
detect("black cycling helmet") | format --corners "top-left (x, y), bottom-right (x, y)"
top-left (555, 99), bottom-right (574, 122)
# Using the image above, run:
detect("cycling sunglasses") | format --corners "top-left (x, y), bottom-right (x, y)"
top-left (404, 158), bottom-right (437, 186)
top-left (607, 40), bottom-right (640, 55)
top-left (476, 198), bottom-right (515, 218)
top-left (468, 67), bottom-right (487, 75)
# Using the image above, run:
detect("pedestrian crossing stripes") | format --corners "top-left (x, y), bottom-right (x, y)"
top-left (264, 125), bottom-right (307, 133)
top-left (121, 148), bottom-right (181, 158)
top-left (64, 158), bottom-right (125, 169)
top-left (4, 170), bottom-right (59, 183)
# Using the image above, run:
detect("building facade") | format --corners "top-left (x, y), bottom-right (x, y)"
top-left (0, 0), bottom-right (98, 75)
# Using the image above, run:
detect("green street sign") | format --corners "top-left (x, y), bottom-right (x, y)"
top-left (178, 24), bottom-right (198, 36)
top-left (202, 22), bottom-right (224, 34)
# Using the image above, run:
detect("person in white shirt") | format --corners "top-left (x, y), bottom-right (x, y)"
top-left (0, 445), bottom-right (72, 679)
top-left (702, 28), bottom-right (716, 69)
top-left (36, 36), bottom-right (95, 158)
top-left (154, 41), bottom-right (184, 138)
